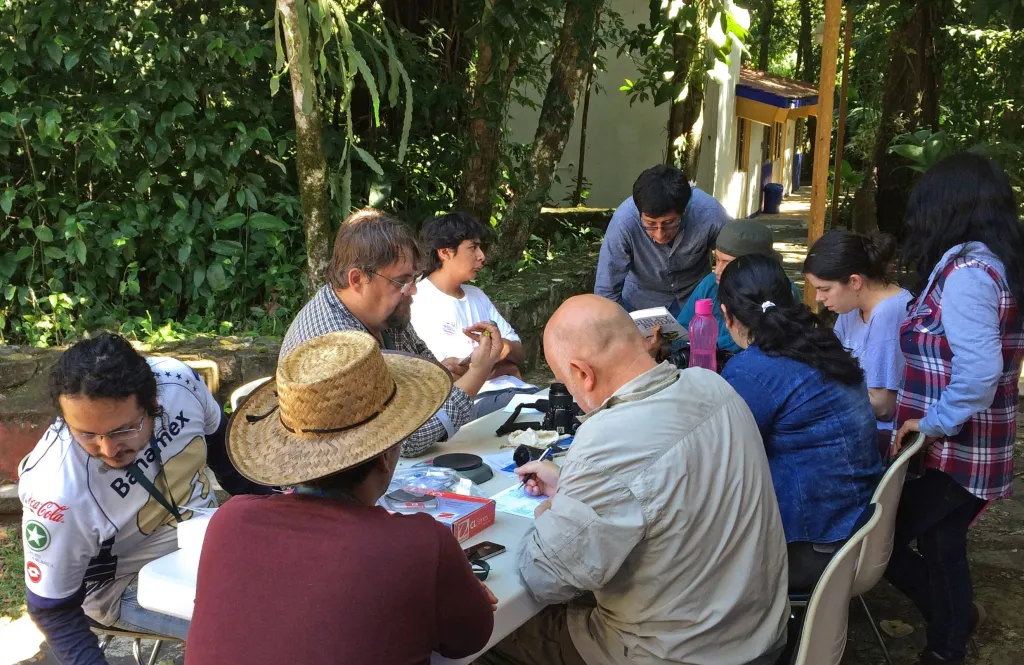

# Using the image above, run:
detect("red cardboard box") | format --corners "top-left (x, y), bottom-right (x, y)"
top-left (381, 490), bottom-right (495, 543)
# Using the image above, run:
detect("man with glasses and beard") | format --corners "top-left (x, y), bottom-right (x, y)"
top-left (19, 333), bottom-right (264, 665)
top-left (281, 208), bottom-right (505, 457)
top-left (595, 164), bottom-right (730, 316)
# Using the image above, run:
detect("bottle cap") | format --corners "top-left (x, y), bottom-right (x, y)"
top-left (695, 298), bottom-right (713, 316)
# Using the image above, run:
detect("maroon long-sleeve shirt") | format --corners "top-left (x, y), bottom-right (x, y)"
top-left (186, 493), bottom-right (494, 664)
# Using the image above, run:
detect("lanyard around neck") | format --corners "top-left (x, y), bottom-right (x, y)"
top-left (125, 440), bottom-right (183, 523)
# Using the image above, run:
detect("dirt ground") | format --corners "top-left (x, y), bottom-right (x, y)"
top-left (839, 441), bottom-right (1024, 665)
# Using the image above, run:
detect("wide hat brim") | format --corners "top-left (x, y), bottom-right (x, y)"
top-left (227, 351), bottom-right (452, 486)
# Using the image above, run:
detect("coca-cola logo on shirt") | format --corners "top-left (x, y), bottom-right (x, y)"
top-left (23, 496), bottom-right (69, 524)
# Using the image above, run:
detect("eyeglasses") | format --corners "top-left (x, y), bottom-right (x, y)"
top-left (641, 218), bottom-right (681, 234)
top-left (68, 414), bottom-right (147, 446)
top-left (641, 201), bottom-right (691, 234)
top-left (369, 271), bottom-right (421, 295)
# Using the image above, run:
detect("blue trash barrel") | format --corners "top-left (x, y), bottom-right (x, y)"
top-left (763, 183), bottom-right (784, 214)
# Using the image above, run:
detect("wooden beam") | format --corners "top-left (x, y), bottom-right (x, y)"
top-left (736, 97), bottom-right (780, 127)
top-left (788, 104), bottom-right (818, 119)
top-left (831, 5), bottom-right (854, 228)
top-left (804, 0), bottom-right (843, 307)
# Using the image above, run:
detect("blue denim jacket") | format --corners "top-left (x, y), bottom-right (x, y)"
top-left (722, 346), bottom-right (882, 543)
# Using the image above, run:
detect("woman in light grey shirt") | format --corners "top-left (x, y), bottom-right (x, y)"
top-left (804, 230), bottom-right (912, 452)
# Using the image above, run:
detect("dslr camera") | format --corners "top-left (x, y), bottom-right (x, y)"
top-left (542, 383), bottom-right (583, 435)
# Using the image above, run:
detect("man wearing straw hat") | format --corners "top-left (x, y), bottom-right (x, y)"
top-left (186, 330), bottom-right (497, 665)
top-left (281, 208), bottom-right (505, 458)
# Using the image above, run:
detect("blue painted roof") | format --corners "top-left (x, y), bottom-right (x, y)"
top-left (736, 86), bottom-right (818, 108)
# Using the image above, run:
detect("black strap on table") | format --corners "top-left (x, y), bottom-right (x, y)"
top-left (125, 444), bottom-right (183, 524)
top-left (495, 400), bottom-right (548, 437)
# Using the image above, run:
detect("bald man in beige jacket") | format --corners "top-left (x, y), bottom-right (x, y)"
top-left (476, 295), bottom-right (789, 665)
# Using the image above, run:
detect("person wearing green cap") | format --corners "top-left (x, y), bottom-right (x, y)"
top-left (671, 220), bottom-right (797, 354)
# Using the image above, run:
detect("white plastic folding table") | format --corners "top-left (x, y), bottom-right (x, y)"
top-left (137, 399), bottom-right (550, 664)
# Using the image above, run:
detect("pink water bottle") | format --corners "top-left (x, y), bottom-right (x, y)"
top-left (688, 298), bottom-right (718, 372)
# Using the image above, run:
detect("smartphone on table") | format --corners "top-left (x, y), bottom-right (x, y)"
top-left (464, 541), bottom-right (506, 562)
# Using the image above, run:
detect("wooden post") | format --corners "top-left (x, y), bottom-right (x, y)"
top-left (804, 0), bottom-right (843, 307)
top-left (831, 5), bottom-right (854, 229)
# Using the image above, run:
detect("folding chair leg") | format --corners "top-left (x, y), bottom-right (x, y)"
top-left (146, 639), bottom-right (165, 665)
top-left (859, 596), bottom-right (894, 665)
top-left (970, 636), bottom-right (979, 658)
top-left (97, 634), bottom-right (112, 652)
top-left (131, 638), bottom-right (144, 665)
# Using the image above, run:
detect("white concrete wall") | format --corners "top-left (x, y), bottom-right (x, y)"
top-left (783, 119), bottom-right (796, 196)
top-left (695, 59), bottom-right (737, 210)
top-left (695, 36), bottom-right (744, 218)
top-left (505, 0), bottom-right (666, 208)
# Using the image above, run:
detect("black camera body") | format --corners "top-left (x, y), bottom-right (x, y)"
top-left (542, 383), bottom-right (582, 435)
top-left (667, 344), bottom-right (734, 373)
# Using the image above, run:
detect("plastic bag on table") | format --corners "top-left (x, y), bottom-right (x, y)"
top-left (386, 467), bottom-right (485, 500)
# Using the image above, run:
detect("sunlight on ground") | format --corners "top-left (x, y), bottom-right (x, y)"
top-left (0, 613), bottom-right (45, 665)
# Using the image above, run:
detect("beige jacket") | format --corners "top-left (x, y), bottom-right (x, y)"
top-left (517, 362), bottom-right (789, 665)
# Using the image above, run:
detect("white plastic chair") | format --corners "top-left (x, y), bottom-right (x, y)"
top-left (791, 502), bottom-right (883, 665)
top-left (851, 432), bottom-right (927, 665)
top-left (229, 376), bottom-right (272, 411)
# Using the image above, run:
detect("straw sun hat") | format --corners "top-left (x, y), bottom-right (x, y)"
top-left (228, 330), bottom-right (452, 486)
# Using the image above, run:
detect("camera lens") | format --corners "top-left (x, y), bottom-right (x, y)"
top-left (549, 382), bottom-right (574, 407)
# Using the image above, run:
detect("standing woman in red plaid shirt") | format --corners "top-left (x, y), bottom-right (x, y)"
top-left (886, 153), bottom-right (1024, 665)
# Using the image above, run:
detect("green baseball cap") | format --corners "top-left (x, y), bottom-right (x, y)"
top-left (716, 220), bottom-right (783, 262)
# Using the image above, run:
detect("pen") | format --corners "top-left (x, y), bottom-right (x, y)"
top-left (518, 446), bottom-right (555, 491)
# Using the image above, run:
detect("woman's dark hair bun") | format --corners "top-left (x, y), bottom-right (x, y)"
top-left (863, 233), bottom-right (897, 272)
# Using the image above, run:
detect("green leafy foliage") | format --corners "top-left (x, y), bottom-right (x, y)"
top-left (618, 0), bottom-right (748, 108)
top-left (0, 0), bottom-right (306, 345)
top-left (0, 0), bottom-right (543, 346)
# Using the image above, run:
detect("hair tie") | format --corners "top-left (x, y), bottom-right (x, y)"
top-left (761, 301), bottom-right (776, 313)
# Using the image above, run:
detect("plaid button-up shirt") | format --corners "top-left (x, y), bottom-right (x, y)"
top-left (281, 285), bottom-right (472, 457)
top-left (894, 249), bottom-right (1024, 500)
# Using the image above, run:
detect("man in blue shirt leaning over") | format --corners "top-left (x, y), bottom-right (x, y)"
top-left (595, 164), bottom-right (730, 315)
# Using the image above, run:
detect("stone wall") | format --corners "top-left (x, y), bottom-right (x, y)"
top-left (0, 249), bottom-right (600, 481)
top-left (0, 338), bottom-right (282, 481)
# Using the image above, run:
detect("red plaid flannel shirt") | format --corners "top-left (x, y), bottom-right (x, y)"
top-left (894, 255), bottom-right (1024, 500)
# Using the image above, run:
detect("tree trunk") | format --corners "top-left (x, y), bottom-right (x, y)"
top-left (278, 0), bottom-right (331, 295)
top-left (572, 58), bottom-right (596, 207)
top-left (666, 1), bottom-right (708, 171)
top-left (798, 0), bottom-right (816, 177)
top-left (458, 0), bottom-right (519, 223)
top-left (758, 0), bottom-right (776, 71)
top-left (859, 0), bottom-right (946, 239)
top-left (798, 0), bottom-right (814, 81)
top-left (492, 0), bottom-right (601, 265)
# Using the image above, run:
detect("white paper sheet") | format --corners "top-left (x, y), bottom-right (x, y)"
top-left (482, 451), bottom-right (520, 478)
top-left (490, 484), bottom-right (548, 519)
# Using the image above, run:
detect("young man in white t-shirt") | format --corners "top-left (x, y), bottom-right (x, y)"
top-left (411, 212), bottom-right (538, 418)
top-left (19, 333), bottom-right (267, 664)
